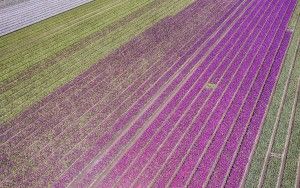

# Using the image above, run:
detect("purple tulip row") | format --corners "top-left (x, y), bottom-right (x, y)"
top-left (53, 0), bottom-right (295, 187)
top-left (1, 0), bottom-right (243, 187)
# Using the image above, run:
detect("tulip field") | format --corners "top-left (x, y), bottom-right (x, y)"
top-left (0, 0), bottom-right (299, 187)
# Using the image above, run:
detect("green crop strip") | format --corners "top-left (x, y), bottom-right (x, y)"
top-left (263, 159), bottom-right (281, 188)
top-left (281, 83), bottom-right (300, 187)
top-left (270, 46), bottom-right (300, 154)
top-left (3, 0), bottom-right (150, 100)
top-left (0, 0), bottom-right (123, 56)
top-left (265, 27), bottom-right (300, 188)
top-left (0, 0), bottom-right (150, 80)
top-left (0, 0), bottom-right (112, 47)
top-left (0, 0), bottom-right (194, 123)
top-left (245, 1), bottom-right (300, 187)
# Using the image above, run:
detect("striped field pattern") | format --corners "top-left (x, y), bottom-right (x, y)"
top-left (0, 0), bottom-right (299, 187)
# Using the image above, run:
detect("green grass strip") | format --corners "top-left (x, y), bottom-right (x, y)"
top-left (0, 0), bottom-right (113, 47)
top-left (0, 0), bottom-right (131, 63)
top-left (0, 0), bottom-right (150, 81)
top-left (245, 1), bottom-right (300, 186)
top-left (271, 41), bottom-right (300, 154)
top-left (0, 0), bottom-right (119, 55)
top-left (262, 49), bottom-right (300, 188)
top-left (281, 81), bottom-right (300, 187)
top-left (0, 0), bottom-right (194, 123)
top-left (262, 159), bottom-right (281, 188)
